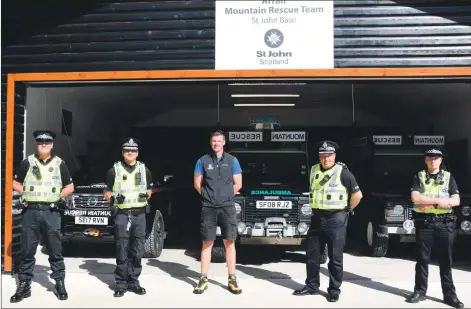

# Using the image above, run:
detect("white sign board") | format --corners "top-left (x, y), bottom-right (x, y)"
top-left (414, 135), bottom-right (445, 145)
top-left (215, 1), bottom-right (334, 70)
top-left (372, 135), bottom-right (402, 145)
top-left (271, 131), bottom-right (306, 142)
top-left (228, 131), bottom-right (263, 142)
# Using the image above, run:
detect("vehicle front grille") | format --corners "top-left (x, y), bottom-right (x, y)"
top-left (72, 194), bottom-right (110, 208)
top-left (386, 205), bottom-right (413, 223)
top-left (243, 198), bottom-right (299, 223)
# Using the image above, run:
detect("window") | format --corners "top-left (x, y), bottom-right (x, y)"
top-left (230, 151), bottom-right (309, 189)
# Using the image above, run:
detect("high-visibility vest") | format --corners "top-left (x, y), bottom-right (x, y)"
top-left (22, 154), bottom-right (63, 203)
top-left (309, 163), bottom-right (348, 210)
top-left (413, 170), bottom-right (452, 214)
top-left (112, 161), bottom-right (148, 209)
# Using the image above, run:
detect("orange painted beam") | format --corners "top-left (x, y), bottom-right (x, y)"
top-left (3, 65), bottom-right (471, 271)
top-left (4, 75), bottom-right (15, 273)
top-left (12, 67), bottom-right (471, 82)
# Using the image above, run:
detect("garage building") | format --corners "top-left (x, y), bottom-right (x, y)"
top-left (2, 0), bottom-right (471, 272)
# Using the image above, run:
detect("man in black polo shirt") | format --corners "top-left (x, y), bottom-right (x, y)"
top-left (406, 147), bottom-right (463, 309)
top-left (293, 141), bottom-right (363, 302)
top-left (193, 130), bottom-right (242, 295)
top-left (11, 130), bottom-right (74, 303)
top-left (103, 137), bottom-right (153, 297)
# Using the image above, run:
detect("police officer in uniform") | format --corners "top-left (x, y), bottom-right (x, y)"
top-left (103, 137), bottom-right (153, 297)
top-left (294, 141), bottom-right (362, 302)
top-left (10, 130), bottom-right (74, 303)
top-left (406, 147), bottom-right (464, 309)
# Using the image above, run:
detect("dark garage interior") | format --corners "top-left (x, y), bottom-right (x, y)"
top-left (23, 81), bottom-right (471, 190)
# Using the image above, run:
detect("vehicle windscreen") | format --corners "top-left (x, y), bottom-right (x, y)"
top-left (371, 153), bottom-right (424, 191)
top-left (72, 164), bottom-right (110, 185)
top-left (231, 151), bottom-right (309, 189)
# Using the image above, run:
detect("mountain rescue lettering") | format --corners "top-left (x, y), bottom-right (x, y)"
top-left (414, 136), bottom-right (445, 145)
top-left (229, 132), bottom-right (263, 141)
top-left (373, 136), bottom-right (402, 145)
top-left (64, 210), bottom-right (112, 217)
top-left (272, 132), bottom-right (305, 141)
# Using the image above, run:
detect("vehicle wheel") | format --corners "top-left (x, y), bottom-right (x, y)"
top-left (320, 245), bottom-right (328, 264)
top-left (144, 210), bottom-right (165, 258)
top-left (211, 237), bottom-right (226, 263)
top-left (366, 221), bottom-right (389, 257)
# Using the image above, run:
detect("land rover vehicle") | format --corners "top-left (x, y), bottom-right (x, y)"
top-left (210, 120), bottom-right (327, 263)
top-left (61, 171), bottom-right (171, 258)
top-left (456, 194), bottom-right (471, 238)
top-left (350, 134), bottom-right (449, 257)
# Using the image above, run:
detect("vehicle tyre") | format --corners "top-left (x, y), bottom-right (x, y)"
top-left (366, 221), bottom-right (389, 257)
top-left (211, 237), bottom-right (226, 263)
top-left (144, 210), bottom-right (165, 258)
top-left (320, 245), bottom-right (328, 264)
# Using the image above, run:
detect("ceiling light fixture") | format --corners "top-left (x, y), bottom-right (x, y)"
top-left (234, 103), bottom-right (295, 107)
top-left (227, 82), bottom-right (306, 86)
top-left (231, 94), bottom-right (299, 98)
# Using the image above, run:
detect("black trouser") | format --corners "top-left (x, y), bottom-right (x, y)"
top-left (114, 210), bottom-right (146, 290)
top-left (413, 216), bottom-right (457, 298)
top-left (17, 206), bottom-right (65, 282)
top-left (305, 210), bottom-right (348, 296)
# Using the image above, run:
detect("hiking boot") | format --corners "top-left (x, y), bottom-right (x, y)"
top-left (228, 275), bottom-right (242, 295)
top-left (193, 275), bottom-right (209, 294)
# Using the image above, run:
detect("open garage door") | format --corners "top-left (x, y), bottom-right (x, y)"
top-left (3, 75), bottom-right (471, 271)
top-left (349, 82), bottom-right (471, 257)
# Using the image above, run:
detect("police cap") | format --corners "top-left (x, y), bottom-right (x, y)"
top-left (122, 137), bottom-right (140, 151)
top-left (33, 130), bottom-right (56, 142)
top-left (424, 147), bottom-right (446, 157)
top-left (318, 140), bottom-right (339, 154)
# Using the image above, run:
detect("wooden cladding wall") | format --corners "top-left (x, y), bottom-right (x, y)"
top-left (1, 0), bottom-right (471, 73)
top-left (1, 74), bottom-right (25, 271)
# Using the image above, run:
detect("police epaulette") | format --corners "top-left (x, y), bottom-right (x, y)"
top-left (336, 162), bottom-right (348, 169)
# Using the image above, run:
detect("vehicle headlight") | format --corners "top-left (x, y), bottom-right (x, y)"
top-left (461, 206), bottom-right (471, 216)
top-left (297, 222), bottom-right (309, 233)
top-left (237, 222), bottom-right (247, 233)
top-left (393, 205), bottom-right (404, 216)
top-left (301, 204), bottom-right (312, 215)
top-left (403, 219), bottom-right (414, 232)
top-left (460, 221), bottom-right (471, 232)
top-left (235, 203), bottom-right (242, 214)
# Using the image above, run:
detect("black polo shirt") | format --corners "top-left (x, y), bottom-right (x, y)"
top-left (14, 154), bottom-right (73, 186)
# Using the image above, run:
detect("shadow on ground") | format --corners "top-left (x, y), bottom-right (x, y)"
top-left (184, 244), bottom-right (306, 266)
top-left (147, 259), bottom-right (227, 291)
top-left (78, 260), bottom-right (116, 291)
